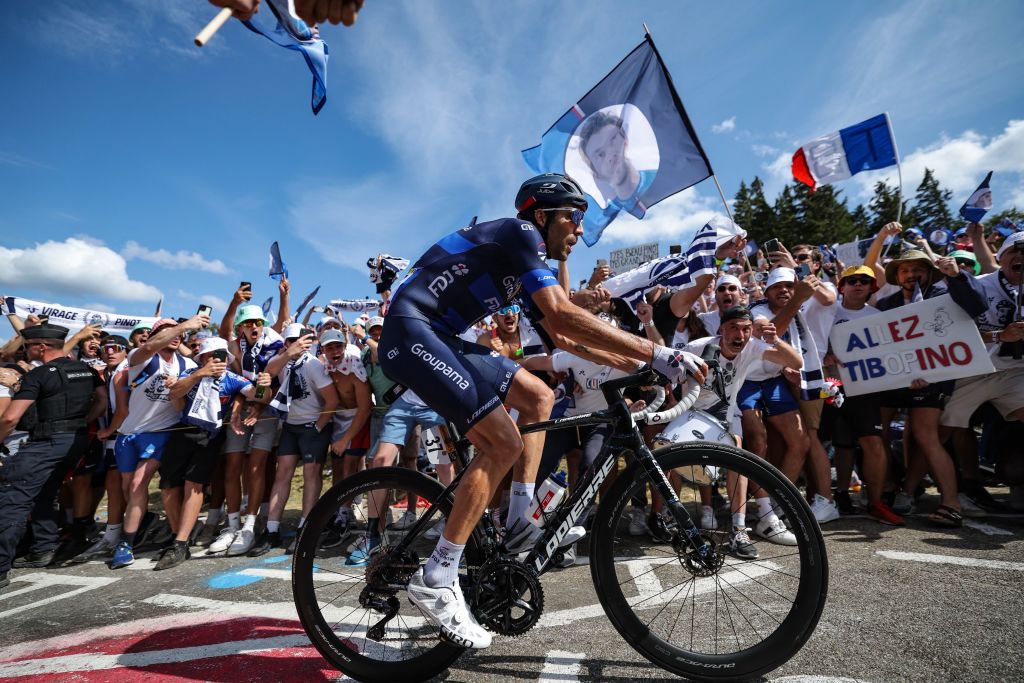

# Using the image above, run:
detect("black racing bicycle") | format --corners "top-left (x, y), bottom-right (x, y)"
top-left (291, 369), bottom-right (828, 682)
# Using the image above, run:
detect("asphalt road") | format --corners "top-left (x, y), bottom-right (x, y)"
top-left (2, 495), bottom-right (1023, 683)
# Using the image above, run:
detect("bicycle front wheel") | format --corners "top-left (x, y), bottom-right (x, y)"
top-left (292, 467), bottom-right (479, 682)
top-left (590, 442), bottom-right (828, 681)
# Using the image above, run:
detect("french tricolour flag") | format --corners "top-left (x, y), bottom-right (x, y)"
top-left (791, 114), bottom-right (898, 190)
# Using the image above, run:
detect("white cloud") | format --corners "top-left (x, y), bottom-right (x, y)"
top-left (84, 303), bottom-right (116, 313)
top-left (712, 117), bottom-right (737, 134)
top-left (752, 144), bottom-right (779, 158)
top-left (0, 237), bottom-right (161, 302)
top-left (600, 188), bottom-right (725, 246)
top-left (0, 150), bottom-right (52, 170)
top-left (122, 241), bottom-right (230, 274)
top-left (176, 290), bottom-right (229, 312)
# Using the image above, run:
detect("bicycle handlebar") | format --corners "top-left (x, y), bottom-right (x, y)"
top-left (642, 378), bottom-right (701, 425)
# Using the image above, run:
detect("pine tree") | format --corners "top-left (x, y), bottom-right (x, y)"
top-left (772, 184), bottom-right (803, 248)
top-left (867, 180), bottom-right (909, 232)
top-left (908, 168), bottom-right (953, 233)
top-left (850, 205), bottom-right (872, 237)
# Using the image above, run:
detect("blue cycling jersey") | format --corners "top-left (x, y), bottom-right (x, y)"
top-left (388, 217), bottom-right (560, 336)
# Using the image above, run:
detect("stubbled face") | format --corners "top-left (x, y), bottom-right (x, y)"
top-left (793, 248), bottom-right (819, 274)
top-left (81, 338), bottom-right (101, 358)
top-left (542, 210), bottom-right (583, 261)
top-left (238, 319), bottom-right (263, 345)
top-left (715, 283), bottom-right (742, 309)
top-left (495, 311), bottom-right (519, 335)
top-left (766, 282), bottom-right (795, 310)
top-left (583, 123), bottom-right (628, 184)
top-left (131, 329), bottom-right (149, 347)
top-left (1001, 247), bottom-right (1023, 285)
top-left (897, 262), bottom-right (931, 291)
top-left (720, 320), bottom-right (752, 358)
top-left (322, 342), bottom-right (345, 365)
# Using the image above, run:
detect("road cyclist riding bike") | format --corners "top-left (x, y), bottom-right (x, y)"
top-left (291, 173), bottom-right (828, 682)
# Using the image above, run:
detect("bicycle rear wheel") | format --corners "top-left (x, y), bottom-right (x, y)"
top-left (292, 467), bottom-right (479, 682)
top-left (590, 442), bottom-right (828, 681)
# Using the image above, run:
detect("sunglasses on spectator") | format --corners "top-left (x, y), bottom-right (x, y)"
top-left (794, 253), bottom-right (812, 261)
top-left (103, 344), bottom-right (126, 352)
top-left (954, 259), bottom-right (976, 270)
top-left (844, 276), bottom-right (874, 286)
top-left (540, 208), bottom-right (585, 226)
top-left (498, 304), bottom-right (521, 315)
top-left (716, 285), bottom-right (739, 293)
top-left (239, 319), bottom-right (264, 327)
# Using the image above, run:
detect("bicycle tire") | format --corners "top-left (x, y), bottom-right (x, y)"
top-left (590, 442), bottom-right (828, 682)
top-left (292, 467), bottom-right (477, 682)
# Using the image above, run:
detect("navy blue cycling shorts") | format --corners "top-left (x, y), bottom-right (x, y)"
top-left (378, 316), bottom-right (520, 433)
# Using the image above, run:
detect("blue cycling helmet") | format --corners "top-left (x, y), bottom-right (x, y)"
top-left (515, 173), bottom-right (589, 218)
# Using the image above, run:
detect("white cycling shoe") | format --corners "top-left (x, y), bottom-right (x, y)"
top-left (407, 568), bottom-right (492, 649)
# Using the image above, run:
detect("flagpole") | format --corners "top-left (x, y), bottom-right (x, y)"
top-left (644, 23), bottom-right (750, 272)
top-left (195, 7), bottom-right (233, 47)
top-left (885, 112), bottom-right (903, 225)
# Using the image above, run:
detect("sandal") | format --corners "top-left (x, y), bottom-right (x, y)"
top-left (927, 504), bottom-right (963, 529)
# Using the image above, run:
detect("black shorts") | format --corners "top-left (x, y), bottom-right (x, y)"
top-left (73, 439), bottom-right (104, 477)
top-left (159, 428), bottom-right (227, 489)
top-left (378, 316), bottom-right (521, 433)
top-left (880, 382), bottom-right (950, 411)
top-left (278, 422), bottom-right (332, 464)
top-left (820, 394), bottom-right (883, 448)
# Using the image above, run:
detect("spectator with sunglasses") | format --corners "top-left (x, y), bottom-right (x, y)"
top-left (478, 302), bottom-right (546, 362)
top-left (939, 232), bottom-right (1024, 512)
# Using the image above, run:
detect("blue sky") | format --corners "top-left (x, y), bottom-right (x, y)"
top-left (1, 0), bottom-right (1022, 329)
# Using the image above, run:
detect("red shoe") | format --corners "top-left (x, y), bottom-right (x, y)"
top-left (867, 501), bottom-right (905, 526)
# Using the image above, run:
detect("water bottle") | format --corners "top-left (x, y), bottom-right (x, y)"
top-left (526, 471), bottom-right (568, 528)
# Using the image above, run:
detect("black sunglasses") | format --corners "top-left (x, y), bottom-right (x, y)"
top-left (844, 276), bottom-right (874, 286)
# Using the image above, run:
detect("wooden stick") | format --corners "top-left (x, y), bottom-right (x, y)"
top-left (195, 7), bottom-right (233, 47)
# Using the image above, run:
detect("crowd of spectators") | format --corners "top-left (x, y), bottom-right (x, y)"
top-left (1, 219), bottom-right (1022, 587)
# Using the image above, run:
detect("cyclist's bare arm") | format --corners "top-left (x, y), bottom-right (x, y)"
top-left (537, 321), bottom-right (643, 373)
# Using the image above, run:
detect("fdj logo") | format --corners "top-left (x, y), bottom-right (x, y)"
top-left (428, 264), bottom-right (470, 297)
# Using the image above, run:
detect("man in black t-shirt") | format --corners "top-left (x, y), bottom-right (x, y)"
top-left (0, 324), bottom-right (106, 588)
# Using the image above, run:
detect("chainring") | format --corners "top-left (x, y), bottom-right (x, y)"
top-left (471, 557), bottom-right (544, 637)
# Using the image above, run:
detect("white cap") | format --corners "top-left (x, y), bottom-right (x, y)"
top-left (284, 323), bottom-right (306, 340)
top-left (316, 316), bottom-right (340, 328)
top-left (366, 316), bottom-right (385, 330)
top-left (196, 336), bottom-right (234, 363)
top-left (765, 267), bottom-right (796, 290)
top-left (996, 231), bottom-right (1024, 262)
top-left (715, 274), bottom-right (742, 289)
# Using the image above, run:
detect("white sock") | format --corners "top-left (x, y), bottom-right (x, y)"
top-left (227, 512), bottom-right (241, 530)
top-left (507, 481), bottom-right (535, 528)
top-left (700, 504), bottom-right (714, 517)
top-left (243, 515), bottom-right (256, 531)
top-left (298, 516), bottom-right (306, 528)
top-left (103, 523), bottom-right (122, 543)
top-left (267, 520), bottom-right (280, 533)
top-left (732, 512), bottom-right (746, 529)
top-left (423, 535), bottom-right (465, 588)
top-left (206, 508), bottom-right (223, 527)
top-left (241, 494), bottom-right (249, 510)
top-left (756, 497), bottom-right (775, 519)
top-left (258, 502), bottom-right (269, 518)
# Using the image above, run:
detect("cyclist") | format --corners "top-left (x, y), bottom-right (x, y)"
top-left (378, 173), bottom-right (709, 649)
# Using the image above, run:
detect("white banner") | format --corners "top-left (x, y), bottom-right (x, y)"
top-left (829, 294), bottom-right (995, 396)
top-left (609, 242), bottom-right (659, 274)
top-left (2, 295), bottom-right (158, 336)
top-left (328, 299), bottom-right (382, 314)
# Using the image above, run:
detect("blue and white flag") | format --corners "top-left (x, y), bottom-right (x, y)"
top-left (602, 216), bottom-right (727, 311)
top-left (243, 0), bottom-right (328, 115)
top-left (994, 217), bottom-right (1019, 238)
top-left (269, 241), bottom-right (288, 281)
top-left (522, 36), bottom-right (712, 247)
top-left (959, 171), bottom-right (993, 223)
top-left (294, 284), bottom-right (320, 317)
top-left (261, 296), bottom-right (276, 326)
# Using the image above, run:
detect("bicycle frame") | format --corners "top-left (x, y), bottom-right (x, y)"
top-left (382, 371), bottom-right (712, 576)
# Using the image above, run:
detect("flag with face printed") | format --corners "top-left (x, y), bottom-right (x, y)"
top-left (242, 0), bottom-right (329, 115)
top-left (959, 171), bottom-right (993, 223)
top-left (269, 241), bottom-right (288, 281)
top-left (522, 36), bottom-right (713, 247)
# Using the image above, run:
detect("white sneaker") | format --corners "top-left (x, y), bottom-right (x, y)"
top-left (956, 493), bottom-right (986, 519)
top-left (406, 568), bottom-right (491, 649)
top-left (755, 515), bottom-right (797, 546)
top-left (424, 518), bottom-right (445, 540)
top-left (699, 505), bottom-right (719, 530)
top-left (208, 527), bottom-right (238, 554)
top-left (628, 507), bottom-right (649, 536)
top-left (227, 528), bottom-right (255, 556)
top-left (390, 509), bottom-right (419, 530)
top-left (809, 494), bottom-right (840, 524)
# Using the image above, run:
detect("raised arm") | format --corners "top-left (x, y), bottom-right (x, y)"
top-left (272, 277), bottom-right (291, 334)
top-left (865, 223), bottom-right (902, 283)
top-left (220, 284), bottom-right (251, 342)
top-left (967, 222), bottom-right (998, 274)
top-left (133, 313), bottom-right (209, 368)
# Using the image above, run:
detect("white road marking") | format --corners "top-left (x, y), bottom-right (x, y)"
top-left (963, 519), bottom-right (1014, 536)
top-left (0, 573), bottom-right (118, 619)
top-left (538, 650), bottom-right (585, 681)
top-left (878, 550), bottom-right (1024, 571)
top-left (624, 558), bottom-right (662, 599)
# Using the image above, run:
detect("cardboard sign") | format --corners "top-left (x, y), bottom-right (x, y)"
top-left (829, 294), bottom-right (994, 396)
top-left (3, 296), bottom-right (158, 336)
top-left (609, 242), bottom-right (659, 273)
